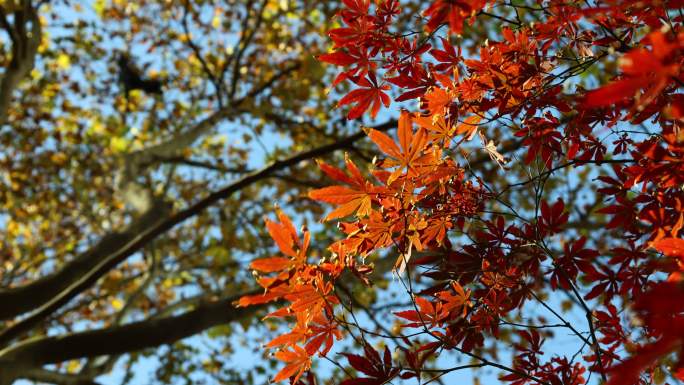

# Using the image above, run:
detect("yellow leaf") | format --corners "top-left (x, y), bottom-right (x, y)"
top-left (653, 366), bottom-right (665, 385)
top-left (88, 119), bottom-right (106, 136)
top-left (94, 0), bottom-right (105, 16)
top-left (111, 298), bottom-right (124, 311)
top-left (30, 68), bottom-right (42, 80)
top-left (56, 53), bottom-right (71, 70)
top-left (109, 137), bottom-right (128, 153)
top-left (7, 220), bottom-right (19, 237)
top-left (50, 152), bottom-right (67, 166)
top-left (0, 0), bottom-right (21, 13)
top-left (66, 360), bottom-right (81, 373)
top-left (162, 278), bottom-right (174, 289)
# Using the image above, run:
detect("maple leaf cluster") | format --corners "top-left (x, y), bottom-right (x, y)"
top-left (241, 0), bottom-right (684, 384)
top-left (239, 111), bottom-right (487, 382)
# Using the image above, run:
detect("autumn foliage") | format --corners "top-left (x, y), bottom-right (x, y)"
top-left (240, 0), bottom-right (684, 384)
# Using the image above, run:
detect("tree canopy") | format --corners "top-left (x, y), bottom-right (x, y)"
top-left (0, 1), bottom-right (682, 385)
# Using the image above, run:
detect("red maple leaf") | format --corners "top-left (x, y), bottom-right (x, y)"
top-left (338, 74), bottom-right (391, 119)
top-left (583, 31), bottom-right (681, 110)
top-left (423, 0), bottom-right (487, 34)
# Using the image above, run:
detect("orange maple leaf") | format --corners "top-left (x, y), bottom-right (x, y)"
top-left (368, 111), bottom-right (436, 185)
top-left (414, 113), bottom-right (454, 147)
top-left (250, 211), bottom-right (309, 272)
top-left (309, 155), bottom-right (375, 221)
top-left (273, 345), bottom-right (312, 383)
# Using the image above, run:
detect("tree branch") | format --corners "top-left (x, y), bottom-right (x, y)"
top-left (0, 1), bottom-right (42, 125)
top-left (126, 62), bottom-right (300, 175)
top-left (0, 291), bottom-right (267, 381)
top-left (18, 368), bottom-right (101, 385)
top-left (228, 0), bottom-right (268, 100)
top-left (0, 201), bottom-right (171, 321)
top-left (0, 119), bottom-right (396, 345)
top-left (0, 62), bottom-right (307, 324)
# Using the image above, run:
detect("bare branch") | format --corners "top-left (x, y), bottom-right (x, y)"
top-left (0, 291), bottom-right (260, 364)
top-left (0, 291), bottom-right (267, 382)
top-left (18, 368), bottom-right (101, 385)
top-left (0, 2), bottom-right (42, 125)
top-left (0, 201), bottom-right (172, 321)
top-left (125, 62), bottom-right (300, 177)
